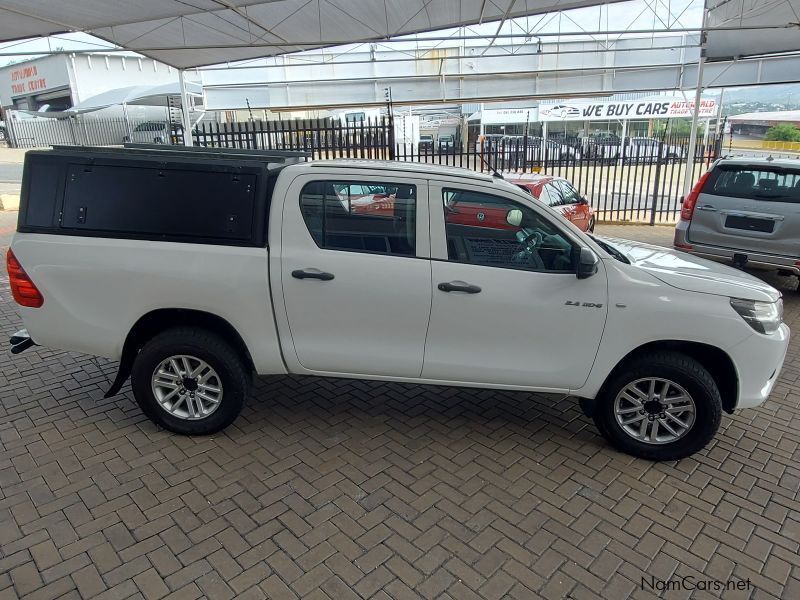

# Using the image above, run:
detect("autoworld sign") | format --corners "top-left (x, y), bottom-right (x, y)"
top-left (540, 99), bottom-right (718, 121)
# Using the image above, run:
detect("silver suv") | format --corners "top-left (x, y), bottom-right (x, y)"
top-left (674, 156), bottom-right (800, 275)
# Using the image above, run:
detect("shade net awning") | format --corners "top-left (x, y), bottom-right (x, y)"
top-left (0, 0), bottom-right (623, 69)
top-left (68, 81), bottom-right (203, 113)
top-left (706, 0), bottom-right (800, 60)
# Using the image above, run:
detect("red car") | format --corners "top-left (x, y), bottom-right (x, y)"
top-left (510, 175), bottom-right (595, 232)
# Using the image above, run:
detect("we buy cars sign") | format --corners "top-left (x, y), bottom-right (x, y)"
top-left (540, 98), bottom-right (718, 121)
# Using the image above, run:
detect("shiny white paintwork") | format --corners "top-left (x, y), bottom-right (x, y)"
top-left (11, 235), bottom-right (287, 375)
top-left (423, 178), bottom-right (607, 390)
top-left (275, 172), bottom-right (432, 378)
top-left (10, 160), bottom-right (790, 410)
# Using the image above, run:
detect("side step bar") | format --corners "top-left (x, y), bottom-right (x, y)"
top-left (9, 329), bottom-right (36, 354)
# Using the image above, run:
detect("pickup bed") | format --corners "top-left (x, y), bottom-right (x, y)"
top-left (7, 145), bottom-right (790, 460)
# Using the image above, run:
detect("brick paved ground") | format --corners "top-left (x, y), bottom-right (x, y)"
top-left (1, 225), bottom-right (799, 600)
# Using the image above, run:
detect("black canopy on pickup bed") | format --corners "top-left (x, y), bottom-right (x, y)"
top-left (17, 145), bottom-right (309, 247)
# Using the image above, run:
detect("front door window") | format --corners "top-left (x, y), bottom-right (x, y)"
top-left (443, 188), bottom-right (575, 273)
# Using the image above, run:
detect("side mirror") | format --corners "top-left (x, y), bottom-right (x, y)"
top-left (576, 246), bottom-right (599, 279)
top-left (506, 209), bottom-right (523, 227)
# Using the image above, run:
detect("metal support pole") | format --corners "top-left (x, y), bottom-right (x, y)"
top-left (682, 0), bottom-right (708, 196)
top-left (179, 69), bottom-right (193, 147)
top-left (541, 121), bottom-right (547, 169)
top-left (122, 102), bottom-right (132, 141)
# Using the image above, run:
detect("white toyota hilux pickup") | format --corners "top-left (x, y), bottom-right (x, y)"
top-left (7, 146), bottom-right (789, 460)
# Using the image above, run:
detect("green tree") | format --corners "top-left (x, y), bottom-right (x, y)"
top-left (765, 123), bottom-right (800, 142)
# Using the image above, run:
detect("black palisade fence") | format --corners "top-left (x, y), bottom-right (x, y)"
top-left (185, 116), bottom-right (395, 160)
top-left (8, 111), bottom-right (782, 223)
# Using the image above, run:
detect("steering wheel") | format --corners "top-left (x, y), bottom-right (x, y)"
top-left (511, 231), bottom-right (545, 269)
top-left (514, 231), bottom-right (543, 254)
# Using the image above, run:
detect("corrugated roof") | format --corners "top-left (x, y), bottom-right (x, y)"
top-left (728, 110), bottom-right (800, 123)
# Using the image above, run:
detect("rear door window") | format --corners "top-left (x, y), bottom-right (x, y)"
top-left (300, 180), bottom-right (416, 256)
top-left (707, 166), bottom-right (800, 202)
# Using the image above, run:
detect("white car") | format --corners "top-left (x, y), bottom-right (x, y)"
top-left (125, 121), bottom-right (170, 144)
top-left (8, 147), bottom-right (789, 461)
top-left (624, 137), bottom-right (685, 161)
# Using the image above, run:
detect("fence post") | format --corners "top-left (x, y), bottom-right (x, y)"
top-left (5, 116), bottom-right (19, 147)
top-left (649, 141), bottom-right (665, 226)
top-left (387, 114), bottom-right (396, 160)
top-left (68, 118), bottom-right (78, 145)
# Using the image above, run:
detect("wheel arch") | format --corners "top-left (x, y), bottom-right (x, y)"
top-left (580, 340), bottom-right (738, 416)
top-left (105, 308), bottom-right (254, 398)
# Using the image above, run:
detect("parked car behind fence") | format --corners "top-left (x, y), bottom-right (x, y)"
top-left (511, 174), bottom-right (595, 232)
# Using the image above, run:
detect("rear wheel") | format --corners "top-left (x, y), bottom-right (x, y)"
top-left (592, 351), bottom-right (722, 460)
top-left (131, 327), bottom-right (249, 435)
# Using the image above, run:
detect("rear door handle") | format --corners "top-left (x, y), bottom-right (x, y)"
top-left (696, 205), bottom-right (716, 212)
top-left (292, 269), bottom-right (334, 281)
top-left (438, 281), bottom-right (481, 294)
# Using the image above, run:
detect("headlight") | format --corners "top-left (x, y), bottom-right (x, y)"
top-left (730, 298), bottom-right (783, 335)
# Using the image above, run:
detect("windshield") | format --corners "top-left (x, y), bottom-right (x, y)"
top-left (588, 235), bottom-right (630, 264)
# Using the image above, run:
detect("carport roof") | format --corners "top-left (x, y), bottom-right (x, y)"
top-left (0, 0), bottom-right (622, 69)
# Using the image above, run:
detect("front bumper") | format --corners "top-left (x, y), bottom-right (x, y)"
top-left (727, 323), bottom-right (790, 409)
top-left (9, 329), bottom-right (36, 355)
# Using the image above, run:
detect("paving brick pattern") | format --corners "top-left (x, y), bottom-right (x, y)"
top-left (1, 225), bottom-right (799, 599)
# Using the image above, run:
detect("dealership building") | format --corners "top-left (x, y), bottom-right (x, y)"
top-left (0, 53), bottom-right (179, 112)
top-left (457, 95), bottom-right (720, 147)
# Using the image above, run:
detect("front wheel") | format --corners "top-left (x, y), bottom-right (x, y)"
top-left (592, 352), bottom-right (722, 460)
top-left (130, 327), bottom-right (249, 435)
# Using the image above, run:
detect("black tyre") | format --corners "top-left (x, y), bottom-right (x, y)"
top-left (130, 327), bottom-right (249, 435)
top-left (592, 351), bottom-right (722, 461)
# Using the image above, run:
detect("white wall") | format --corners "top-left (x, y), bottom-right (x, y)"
top-left (0, 55), bottom-right (71, 107)
top-left (69, 54), bottom-right (179, 104)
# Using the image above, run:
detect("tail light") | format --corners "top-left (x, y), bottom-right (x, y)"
top-left (6, 249), bottom-right (44, 308)
top-left (680, 170), bottom-right (712, 221)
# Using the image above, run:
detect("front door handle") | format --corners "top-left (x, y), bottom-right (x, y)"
top-left (292, 269), bottom-right (334, 281)
top-left (438, 281), bottom-right (481, 294)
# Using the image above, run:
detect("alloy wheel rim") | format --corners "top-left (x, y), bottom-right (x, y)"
top-left (613, 377), bottom-right (696, 445)
top-left (151, 355), bottom-right (223, 420)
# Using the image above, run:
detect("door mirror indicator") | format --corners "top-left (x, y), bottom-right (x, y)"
top-left (506, 209), bottom-right (523, 227)
top-left (576, 247), bottom-right (599, 279)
